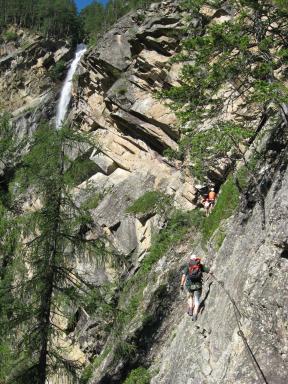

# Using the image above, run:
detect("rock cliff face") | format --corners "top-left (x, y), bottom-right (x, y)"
top-left (150, 122), bottom-right (288, 384)
top-left (0, 27), bottom-right (74, 159)
top-left (70, 0), bottom-right (198, 274)
top-left (1, 2), bottom-right (288, 384)
top-left (65, 3), bottom-right (288, 384)
top-left (83, 119), bottom-right (288, 384)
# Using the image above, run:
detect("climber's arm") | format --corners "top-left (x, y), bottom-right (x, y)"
top-left (181, 273), bottom-right (186, 287)
top-left (202, 265), bottom-right (210, 273)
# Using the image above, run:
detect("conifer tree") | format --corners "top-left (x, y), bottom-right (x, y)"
top-left (80, 0), bottom-right (156, 44)
top-left (0, 122), bottom-right (109, 384)
top-left (0, 113), bottom-right (25, 382)
top-left (160, 0), bottom-right (288, 225)
top-left (0, 0), bottom-right (80, 41)
top-left (162, 0), bottom-right (288, 156)
top-left (163, 0), bottom-right (288, 128)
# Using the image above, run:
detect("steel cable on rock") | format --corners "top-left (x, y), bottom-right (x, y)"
top-left (209, 274), bottom-right (269, 384)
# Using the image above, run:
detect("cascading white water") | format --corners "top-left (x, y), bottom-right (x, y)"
top-left (55, 43), bottom-right (87, 129)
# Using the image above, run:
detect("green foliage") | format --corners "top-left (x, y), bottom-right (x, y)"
top-left (160, 1), bottom-right (288, 127)
top-left (114, 341), bottom-right (137, 360)
top-left (274, 0), bottom-right (288, 11)
top-left (72, 73), bottom-right (80, 85)
top-left (110, 67), bottom-right (122, 79)
top-left (81, 285), bottom-right (115, 320)
top-left (126, 191), bottom-right (171, 215)
top-left (118, 87), bottom-right (128, 95)
top-left (124, 367), bottom-right (151, 384)
top-left (80, 364), bottom-right (94, 384)
top-left (80, 0), bottom-right (160, 45)
top-left (136, 13), bottom-right (146, 22)
top-left (187, 122), bottom-right (252, 180)
top-left (48, 60), bottom-right (66, 81)
top-left (213, 228), bottom-right (226, 250)
top-left (236, 166), bottom-right (250, 190)
top-left (0, 124), bottom-right (108, 383)
top-left (0, 0), bottom-right (80, 40)
top-left (115, 210), bottom-right (203, 331)
top-left (0, 211), bottom-right (23, 380)
top-left (0, 0), bottom-right (161, 44)
top-left (2, 29), bottom-right (18, 42)
top-left (81, 193), bottom-right (102, 210)
top-left (201, 176), bottom-right (239, 242)
top-left (64, 157), bottom-right (99, 186)
top-left (80, 347), bottom-right (111, 384)
top-left (142, 210), bottom-right (203, 273)
top-left (79, 1), bottom-right (107, 45)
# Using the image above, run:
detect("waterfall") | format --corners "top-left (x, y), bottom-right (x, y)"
top-left (55, 43), bottom-right (87, 129)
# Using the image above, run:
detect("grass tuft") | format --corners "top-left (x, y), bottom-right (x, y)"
top-left (123, 367), bottom-right (150, 384)
top-left (126, 191), bottom-right (171, 215)
top-left (80, 347), bottom-right (111, 384)
top-left (81, 193), bottom-right (102, 210)
top-left (201, 175), bottom-right (239, 242)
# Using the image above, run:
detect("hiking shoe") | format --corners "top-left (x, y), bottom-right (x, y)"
top-left (192, 315), bottom-right (197, 321)
top-left (187, 309), bottom-right (193, 316)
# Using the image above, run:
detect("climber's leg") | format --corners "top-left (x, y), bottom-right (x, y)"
top-left (192, 290), bottom-right (202, 320)
top-left (187, 290), bottom-right (194, 316)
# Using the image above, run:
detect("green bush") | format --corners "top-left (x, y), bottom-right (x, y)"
top-left (64, 158), bottom-right (99, 186)
top-left (114, 341), bottom-right (136, 361)
top-left (126, 191), bottom-right (171, 214)
top-left (124, 367), bottom-right (150, 384)
top-left (236, 166), bottom-right (250, 190)
top-left (80, 364), bottom-right (93, 384)
top-left (3, 30), bottom-right (18, 42)
top-left (48, 60), bottom-right (66, 81)
top-left (201, 176), bottom-right (239, 242)
top-left (117, 87), bottom-right (127, 95)
top-left (141, 210), bottom-right (203, 273)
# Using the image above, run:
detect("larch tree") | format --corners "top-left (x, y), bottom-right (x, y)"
top-left (160, 0), bottom-right (288, 225)
top-left (0, 123), bottom-right (110, 384)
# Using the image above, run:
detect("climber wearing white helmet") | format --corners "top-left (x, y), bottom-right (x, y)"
top-left (180, 254), bottom-right (210, 321)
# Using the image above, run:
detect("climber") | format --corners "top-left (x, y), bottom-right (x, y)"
top-left (207, 187), bottom-right (217, 215)
top-left (180, 255), bottom-right (210, 321)
top-left (202, 195), bottom-right (210, 217)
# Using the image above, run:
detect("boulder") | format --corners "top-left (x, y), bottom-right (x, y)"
top-left (90, 150), bottom-right (117, 175)
top-left (97, 33), bottom-right (132, 72)
top-left (91, 171), bottom-right (156, 229)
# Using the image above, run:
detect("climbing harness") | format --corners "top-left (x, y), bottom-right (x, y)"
top-left (209, 274), bottom-right (269, 384)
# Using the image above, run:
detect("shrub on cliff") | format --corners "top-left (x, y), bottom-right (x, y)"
top-left (124, 367), bottom-right (150, 384)
top-left (160, 0), bottom-right (288, 180)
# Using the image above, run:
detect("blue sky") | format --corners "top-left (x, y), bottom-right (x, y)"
top-left (76, 0), bottom-right (107, 11)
